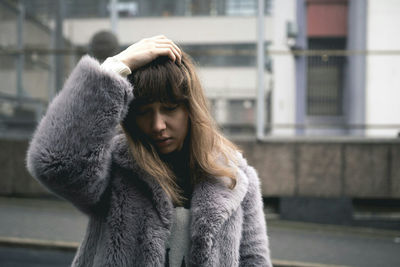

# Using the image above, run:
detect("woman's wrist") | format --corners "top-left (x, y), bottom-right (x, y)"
top-left (101, 56), bottom-right (132, 77)
top-left (113, 54), bottom-right (133, 70)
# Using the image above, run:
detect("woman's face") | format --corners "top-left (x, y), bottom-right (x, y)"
top-left (135, 102), bottom-right (189, 154)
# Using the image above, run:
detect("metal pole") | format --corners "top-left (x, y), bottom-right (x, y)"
top-left (256, 0), bottom-right (265, 139)
top-left (49, 17), bottom-right (56, 101)
top-left (16, 3), bottom-right (25, 103)
top-left (110, 0), bottom-right (118, 34)
top-left (55, 0), bottom-right (65, 93)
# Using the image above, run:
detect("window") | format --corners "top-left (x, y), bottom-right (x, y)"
top-left (181, 43), bottom-right (272, 68)
top-left (307, 38), bottom-right (346, 116)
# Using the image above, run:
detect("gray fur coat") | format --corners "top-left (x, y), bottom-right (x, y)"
top-left (26, 56), bottom-right (272, 266)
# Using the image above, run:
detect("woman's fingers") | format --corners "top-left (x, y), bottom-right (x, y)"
top-left (155, 43), bottom-right (181, 63)
top-left (156, 40), bottom-right (181, 63)
top-left (156, 48), bottom-right (177, 62)
top-left (146, 36), bottom-right (181, 63)
top-left (156, 39), bottom-right (181, 53)
top-left (114, 35), bottom-right (181, 70)
top-left (150, 34), bottom-right (167, 40)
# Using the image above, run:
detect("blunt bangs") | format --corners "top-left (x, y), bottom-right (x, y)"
top-left (128, 56), bottom-right (189, 106)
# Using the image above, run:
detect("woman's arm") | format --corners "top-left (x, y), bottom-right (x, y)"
top-left (239, 165), bottom-right (273, 267)
top-left (26, 35), bottom-right (182, 215)
top-left (26, 55), bottom-right (134, 215)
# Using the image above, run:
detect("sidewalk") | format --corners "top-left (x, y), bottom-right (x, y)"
top-left (1, 197), bottom-right (399, 267)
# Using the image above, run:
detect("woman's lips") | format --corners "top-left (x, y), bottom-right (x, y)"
top-left (154, 138), bottom-right (172, 147)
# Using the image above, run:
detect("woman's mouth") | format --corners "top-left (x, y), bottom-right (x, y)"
top-left (154, 138), bottom-right (172, 147)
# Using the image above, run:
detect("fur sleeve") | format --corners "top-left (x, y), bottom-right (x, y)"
top-left (25, 55), bottom-right (134, 215)
top-left (239, 165), bottom-right (272, 267)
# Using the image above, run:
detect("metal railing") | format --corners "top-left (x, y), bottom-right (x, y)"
top-left (1, 0), bottom-right (400, 138)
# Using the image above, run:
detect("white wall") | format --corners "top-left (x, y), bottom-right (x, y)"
top-left (270, 0), bottom-right (297, 136)
top-left (198, 67), bottom-right (271, 99)
top-left (63, 16), bottom-right (274, 45)
top-left (366, 0), bottom-right (400, 137)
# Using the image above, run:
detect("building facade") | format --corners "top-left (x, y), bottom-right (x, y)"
top-left (1, 0), bottom-right (399, 138)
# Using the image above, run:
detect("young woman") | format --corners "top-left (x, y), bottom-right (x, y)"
top-left (26, 35), bottom-right (272, 267)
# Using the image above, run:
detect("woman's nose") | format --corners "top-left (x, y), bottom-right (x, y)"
top-left (151, 112), bottom-right (166, 133)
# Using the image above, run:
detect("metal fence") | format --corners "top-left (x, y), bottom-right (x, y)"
top-left (1, 0), bottom-right (400, 139)
top-left (20, 0), bottom-right (273, 18)
top-left (0, 0), bottom-right (79, 138)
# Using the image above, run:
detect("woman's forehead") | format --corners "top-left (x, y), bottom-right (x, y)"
top-left (138, 101), bottom-right (178, 107)
top-left (134, 94), bottom-right (186, 105)
top-left (135, 97), bottom-right (179, 105)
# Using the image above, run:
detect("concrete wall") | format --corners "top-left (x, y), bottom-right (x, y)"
top-left (1, 137), bottom-right (399, 199)
top-left (236, 138), bottom-right (400, 199)
top-left (0, 139), bottom-right (48, 196)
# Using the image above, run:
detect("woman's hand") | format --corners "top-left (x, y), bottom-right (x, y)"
top-left (114, 35), bottom-right (182, 71)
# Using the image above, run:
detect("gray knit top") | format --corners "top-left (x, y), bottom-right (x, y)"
top-left (165, 207), bottom-right (191, 267)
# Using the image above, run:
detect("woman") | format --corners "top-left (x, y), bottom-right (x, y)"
top-left (26, 35), bottom-right (272, 267)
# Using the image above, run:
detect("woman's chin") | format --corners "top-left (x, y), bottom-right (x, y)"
top-left (156, 145), bottom-right (176, 154)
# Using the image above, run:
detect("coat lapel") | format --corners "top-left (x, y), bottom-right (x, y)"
top-left (111, 133), bottom-right (250, 265)
top-left (190, 156), bottom-right (249, 265)
top-left (111, 133), bottom-right (173, 229)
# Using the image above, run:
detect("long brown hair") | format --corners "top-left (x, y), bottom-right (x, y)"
top-left (121, 53), bottom-right (239, 205)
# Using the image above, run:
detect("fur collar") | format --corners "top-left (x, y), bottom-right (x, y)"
top-left (111, 133), bottom-right (249, 263)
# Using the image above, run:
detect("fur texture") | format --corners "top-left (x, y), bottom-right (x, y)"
top-left (26, 56), bottom-right (272, 267)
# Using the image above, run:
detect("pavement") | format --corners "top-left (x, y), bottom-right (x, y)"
top-left (1, 197), bottom-right (400, 267)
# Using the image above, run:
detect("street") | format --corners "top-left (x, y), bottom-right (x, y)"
top-left (268, 220), bottom-right (400, 267)
top-left (0, 246), bottom-right (74, 267)
top-left (1, 197), bottom-right (400, 267)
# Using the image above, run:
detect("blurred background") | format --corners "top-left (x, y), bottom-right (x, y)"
top-left (1, 0), bottom-right (400, 266)
top-left (1, 0), bottom-right (400, 138)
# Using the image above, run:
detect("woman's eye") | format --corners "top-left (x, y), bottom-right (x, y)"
top-left (163, 104), bottom-right (178, 111)
top-left (135, 108), bottom-right (149, 115)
